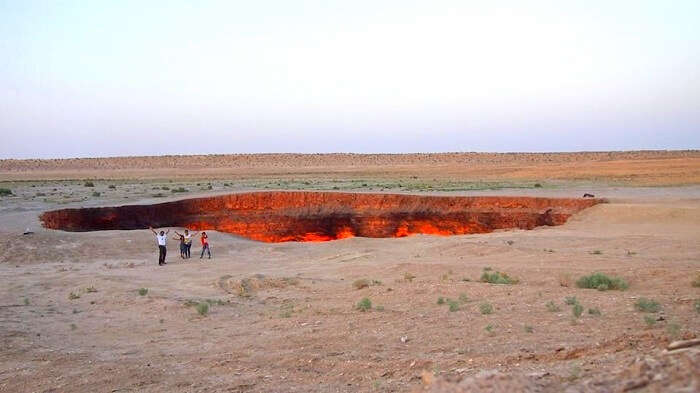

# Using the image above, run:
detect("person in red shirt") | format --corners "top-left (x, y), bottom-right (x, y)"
top-left (198, 231), bottom-right (211, 259)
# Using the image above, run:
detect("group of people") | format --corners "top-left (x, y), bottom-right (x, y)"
top-left (149, 227), bottom-right (212, 266)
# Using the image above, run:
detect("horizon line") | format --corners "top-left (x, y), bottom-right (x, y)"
top-left (2, 149), bottom-right (699, 161)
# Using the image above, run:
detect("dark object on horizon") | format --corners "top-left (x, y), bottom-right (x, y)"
top-left (583, 193), bottom-right (595, 198)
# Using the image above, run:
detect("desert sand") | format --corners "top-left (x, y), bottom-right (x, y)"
top-left (0, 152), bottom-right (698, 392)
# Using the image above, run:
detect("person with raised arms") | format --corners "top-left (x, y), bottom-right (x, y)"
top-left (175, 229), bottom-right (195, 258)
top-left (149, 227), bottom-right (170, 266)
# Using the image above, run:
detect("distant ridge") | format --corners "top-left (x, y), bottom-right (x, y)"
top-left (1, 150), bottom-right (698, 171)
top-left (2, 150), bottom-right (699, 186)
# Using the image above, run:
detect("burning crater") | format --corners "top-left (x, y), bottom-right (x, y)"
top-left (40, 192), bottom-right (602, 242)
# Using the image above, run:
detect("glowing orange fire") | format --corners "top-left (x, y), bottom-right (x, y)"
top-left (40, 191), bottom-right (603, 242)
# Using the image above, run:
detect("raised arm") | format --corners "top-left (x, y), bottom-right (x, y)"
top-left (165, 229), bottom-right (170, 234)
top-left (174, 230), bottom-right (182, 236)
top-left (149, 226), bottom-right (157, 235)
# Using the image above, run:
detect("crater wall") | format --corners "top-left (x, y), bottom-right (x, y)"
top-left (40, 192), bottom-right (603, 242)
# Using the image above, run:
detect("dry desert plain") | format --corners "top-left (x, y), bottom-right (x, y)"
top-left (0, 151), bottom-right (699, 392)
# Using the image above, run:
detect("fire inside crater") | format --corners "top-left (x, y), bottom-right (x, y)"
top-left (39, 191), bottom-right (602, 242)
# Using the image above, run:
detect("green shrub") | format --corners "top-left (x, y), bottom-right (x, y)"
top-left (92, 191), bottom-right (101, 197)
top-left (204, 298), bottom-right (226, 306)
top-left (83, 181), bottom-right (94, 187)
top-left (588, 307), bottom-right (601, 316)
top-left (546, 301), bottom-right (561, 312)
top-left (572, 303), bottom-right (583, 318)
top-left (576, 273), bottom-right (628, 290)
top-left (458, 293), bottom-right (469, 303)
top-left (86, 286), bottom-right (97, 293)
top-left (356, 297), bottom-right (372, 312)
top-left (108, 184), bottom-right (116, 189)
top-left (196, 302), bottom-right (209, 316)
top-left (479, 302), bottom-right (494, 315)
top-left (695, 299), bottom-right (700, 313)
top-left (437, 297), bottom-right (445, 305)
top-left (644, 315), bottom-right (656, 327)
top-left (524, 325), bottom-right (534, 333)
top-left (480, 269), bottom-right (518, 285)
top-left (68, 292), bottom-right (80, 300)
top-left (171, 187), bottom-right (188, 193)
top-left (138, 288), bottom-right (148, 296)
top-left (0, 188), bottom-right (13, 196)
top-left (590, 250), bottom-right (602, 255)
top-left (447, 299), bottom-right (460, 312)
top-left (634, 298), bottom-right (660, 313)
top-left (161, 186), bottom-right (170, 190)
top-left (485, 324), bottom-right (494, 334)
top-left (564, 296), bottom-right (578, 306)
top-left (403, 272), bottom-right (416, 282)
top-left (666, 323), bottom-right (681, 339)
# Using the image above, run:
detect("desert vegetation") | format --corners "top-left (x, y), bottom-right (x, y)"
top-left (576, 272), bottom-right (628, 290)
top-left (479, 268), bottom-right (519, 285)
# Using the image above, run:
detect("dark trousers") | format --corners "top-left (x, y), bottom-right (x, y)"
top-left (185, 243), bottom-right (192, 258)
top-left (200, 244), bottom-right (211, 258)
top-left (179, 243), bottom-right (186, 257)
top-left (158, 245), bottom-right (167, 265)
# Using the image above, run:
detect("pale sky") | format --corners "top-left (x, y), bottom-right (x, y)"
top-left (1, 0), bottom-right (698, 158)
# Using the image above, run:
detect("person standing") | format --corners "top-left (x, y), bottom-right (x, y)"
top-left (173, 233), bottom-right (186, 258)
top-left (150, 227), bottom-right (170, 265)
top-left (176, 229), bottom-right (195, 258)
top-left (198, 231), bottom-right (211, 259)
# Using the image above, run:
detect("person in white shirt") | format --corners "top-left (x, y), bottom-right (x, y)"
top-left (149, 227), bottom-right (170, 266)
top-left (175, 229), bottom-right (196, 259)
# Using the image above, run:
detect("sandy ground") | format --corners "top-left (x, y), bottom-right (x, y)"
top-left (0, 153), bottom-right (699, 392)
top-left (2, 151), bottom-right (700, 186)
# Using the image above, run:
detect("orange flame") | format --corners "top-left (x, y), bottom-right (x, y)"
top-left (39, 191), bottom-right (603, 243)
